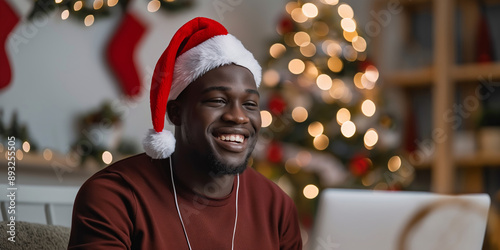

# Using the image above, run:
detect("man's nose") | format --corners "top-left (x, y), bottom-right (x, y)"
top-left (222, 103), bottom-right (250, 124)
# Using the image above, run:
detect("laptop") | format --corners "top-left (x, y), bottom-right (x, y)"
top-left (307, 189), bottom-right (491, 250)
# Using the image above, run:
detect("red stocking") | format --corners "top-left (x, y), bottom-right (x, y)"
top-left (476, 15), bottom-right (493, 63)
top-left (107, 12), bottom-right (147, 98)
top-left (0, 0), bottom-right (20, 91)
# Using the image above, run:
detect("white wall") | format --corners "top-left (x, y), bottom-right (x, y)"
top-left (1, 0), bottom-right (285, 154)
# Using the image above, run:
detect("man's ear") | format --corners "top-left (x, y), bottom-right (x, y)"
top-left (166, 100), bottom-right (182, 126)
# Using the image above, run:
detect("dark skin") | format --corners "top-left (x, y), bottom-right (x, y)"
top-left (167, 64), bottom-right (261, 198)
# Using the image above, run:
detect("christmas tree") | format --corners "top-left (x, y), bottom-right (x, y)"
top-left (252, 0), bottom-right (415, 225)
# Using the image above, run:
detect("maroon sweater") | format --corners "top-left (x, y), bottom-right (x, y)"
top-left (68, 153), bottom-right (302, 249)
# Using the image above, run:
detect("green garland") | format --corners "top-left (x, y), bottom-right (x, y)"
top-left (28, 0), bottom-right (194, 24)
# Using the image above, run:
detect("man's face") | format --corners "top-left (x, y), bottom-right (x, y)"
top-left (175, 64), bottom-right (261, 175)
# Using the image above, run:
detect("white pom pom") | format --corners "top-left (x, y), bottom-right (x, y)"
top-left (142, 129), bottom-right (176, 159)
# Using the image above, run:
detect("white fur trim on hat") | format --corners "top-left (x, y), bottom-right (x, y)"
top-left (142, 129), bottom-right (176, 159)
top-left (168, 34), bottom-right (262, 101)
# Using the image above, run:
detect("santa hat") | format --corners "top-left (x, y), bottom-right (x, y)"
top-left (143, 17), bottom-right (262, 159)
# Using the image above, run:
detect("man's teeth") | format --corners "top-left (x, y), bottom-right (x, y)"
top-left (218, 134), bottom-right (244, 143)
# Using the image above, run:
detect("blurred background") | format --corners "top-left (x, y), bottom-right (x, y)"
top-left (1, 0), bottom-right (499, 248)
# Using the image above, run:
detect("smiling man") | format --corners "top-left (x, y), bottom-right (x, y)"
top-left (68, 17), bottom-right (302, 250)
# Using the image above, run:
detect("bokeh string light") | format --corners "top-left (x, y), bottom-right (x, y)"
top-left (47, 0), bottom-right (192, 26)
top-left (269, 43), bottom-right (286, 58)
top-left (292, 107), bottom-right (308, 122)
top-left (147, 0), bottom-right (161, 12)
top-left (260, 110), bottom-right (273, 128)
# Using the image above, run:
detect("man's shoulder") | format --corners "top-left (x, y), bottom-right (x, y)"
top-left (88, 153), bottom-right (166, 184)
top-left (105, 153), bottom-right (154, 170)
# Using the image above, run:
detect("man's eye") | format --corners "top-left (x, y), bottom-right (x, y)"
top-left (211, 99), bottom-right (226, 103)
top-left (204, 99), bottom-right (226, 106)
top-left (244, 102), bottom-right (259, 109)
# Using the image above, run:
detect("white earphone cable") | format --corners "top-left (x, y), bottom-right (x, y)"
top-left (170, 157), bottom-right (193, 250)
top-left (231, 174), bottom-right (240, 250)
top-left (169, 157), bottom-right (239, 250)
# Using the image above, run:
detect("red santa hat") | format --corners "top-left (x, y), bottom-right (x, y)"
top-left (143, 17), bottom-right (262, 159)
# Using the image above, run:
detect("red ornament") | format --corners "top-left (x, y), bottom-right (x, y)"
top-left (107, 12), bottom-right (147, 98)
top-left (268, 93), bottom-right (286, 115)
top-left (349, 155), bottom-right (371, 177)
top-left (0, 0), bottom-right (20, 92)
top-left (357, 59), bottom-right (374, 72)
top-left (476, 16), bottom-right (493, 63)
top-left (278, 16), bottom-right (294, 34)
top-left (267, 141), bottom-right (283, 163)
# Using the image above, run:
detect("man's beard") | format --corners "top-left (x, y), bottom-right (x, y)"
top-left (204, 151), bottom-right (250, 176)
top-left (192, 141), bottom-right (256, 176)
